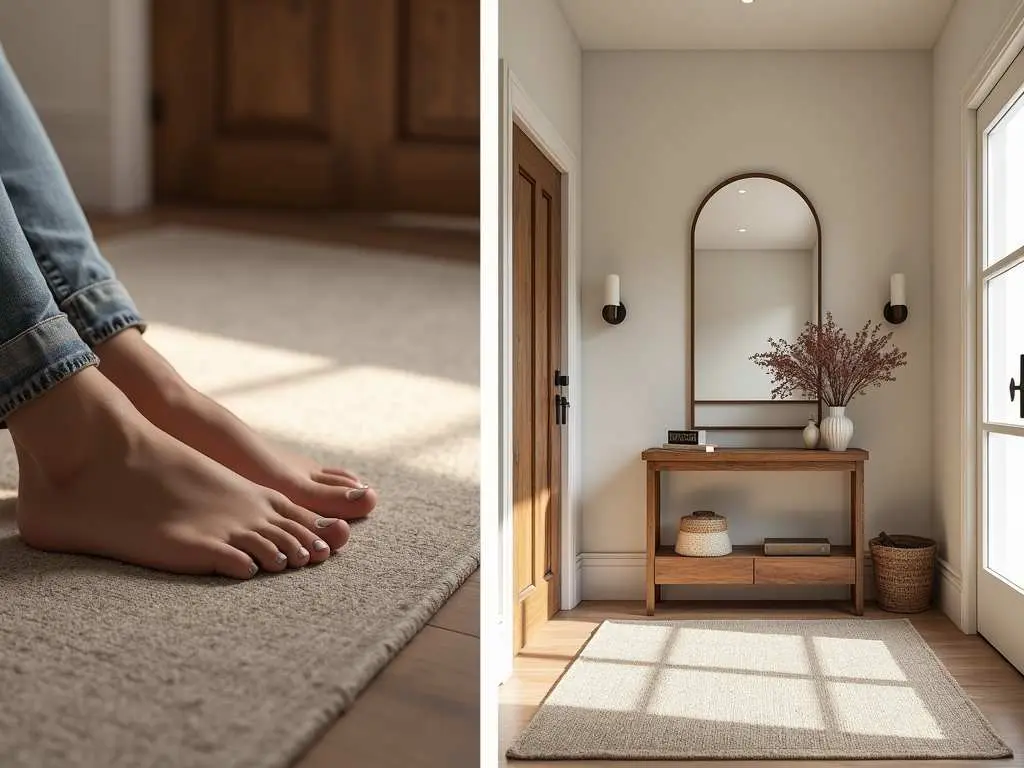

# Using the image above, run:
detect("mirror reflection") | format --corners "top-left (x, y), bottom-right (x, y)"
top-left (691, 175), bottom-right (820, 429)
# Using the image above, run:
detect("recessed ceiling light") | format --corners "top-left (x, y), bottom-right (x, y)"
top-left (742, 0), bottom-right (754, 4)
top-left (738, 227), bottom-right (748, 233)
top-left (738, 189), bottom-right (747, 194)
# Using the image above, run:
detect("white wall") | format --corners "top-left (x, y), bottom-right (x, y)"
top-left (499, 0), bottom-right (582, 158)
top-left (931, 0), bottom-right (1020, 626)
top-left (580, 51), bottom-right (933, 599)
top-left (0, 0), bottom-right (149, 211)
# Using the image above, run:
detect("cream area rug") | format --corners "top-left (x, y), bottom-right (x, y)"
top-left (508, 619), bottom-right (1012, 761)
top-left (0, 227), bottom-right (479, 768)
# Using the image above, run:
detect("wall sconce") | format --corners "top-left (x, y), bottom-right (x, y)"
top-left (602, 274), bottom-right (627, 325)
top-left (883, 273), bottom-right (908, 325)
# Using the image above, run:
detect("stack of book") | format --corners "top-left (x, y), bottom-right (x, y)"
top-left (662, 429), bottom-right (715, 453)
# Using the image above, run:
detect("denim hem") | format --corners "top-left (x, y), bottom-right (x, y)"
top-left (59, 278), bottom-right (147, 347)
top-left (0, 315), bottom-right (99, 424)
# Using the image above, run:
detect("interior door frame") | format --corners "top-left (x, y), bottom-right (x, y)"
top-left (958, 1), bottom-right (1024, 634)
top-left (497, 60), bottom-right (581, 684)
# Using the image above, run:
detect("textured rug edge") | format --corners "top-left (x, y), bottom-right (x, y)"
top-left (901, 618), bottom-right (1014, 758)
top-left (506, 618), bottom-right (1014, 762)
top-left (272, 548), bottom-right (480, 768)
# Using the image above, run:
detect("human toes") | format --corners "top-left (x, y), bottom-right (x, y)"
top-left (294, 480), bottom-right (377, 520)
top-left (317, 467), bottom-right (363, 485)
top-left (269, 514), bottom-right (334, 563)
top-left (311, 469), bottom-right (365, 489)
top-left (204, 540), bottom-right (260, 580)
top-left (272, 497), bottom-right (350, 552)
top-left (256, 523), bottom-right (312, 568)
top-left (229, 530), bottom-right (290, 572)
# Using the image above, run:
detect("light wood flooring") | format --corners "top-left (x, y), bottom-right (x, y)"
top-left (88, 208), bottom-right (480, 768)
top-left (501, 601), bottom-right (1024, 767)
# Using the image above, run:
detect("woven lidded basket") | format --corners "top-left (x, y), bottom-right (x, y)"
top-left (870, 533), bottom-right (936, 613)
top-left (675, 511), bottom-right (732, 557)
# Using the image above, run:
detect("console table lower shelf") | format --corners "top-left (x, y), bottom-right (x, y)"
top-left (643, 447), bottom-right (869, 616)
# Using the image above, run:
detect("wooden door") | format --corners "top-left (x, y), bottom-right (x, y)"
top-left (152, 0), bottom-right (478, 215)
top-left (512, 125), bottom-right (562, 654)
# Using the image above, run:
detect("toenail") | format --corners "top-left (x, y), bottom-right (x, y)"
top-left (313, 539), bottom-right (329, 552)
top-left (298, 547), bottom-right (309, 559)
top-left (275, 552), bottom-right (288, 565)
top-left (315, 517), bottom-right (339, 528)
top-left (248, 561), bottom-right (258, 577)
top-left (345, 487), bottom-right (368, 501)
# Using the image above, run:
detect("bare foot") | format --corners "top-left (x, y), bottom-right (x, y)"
top-left (8, 367), bottom-right (350, 579)
top-left (95, 329), bottom-right (377, 520)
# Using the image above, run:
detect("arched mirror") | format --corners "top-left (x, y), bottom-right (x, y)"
top-left (689, 173), bottom-right (822, 433)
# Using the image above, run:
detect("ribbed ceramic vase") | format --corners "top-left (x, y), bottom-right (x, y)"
top-left (820, 406), bottom-right (854, 451)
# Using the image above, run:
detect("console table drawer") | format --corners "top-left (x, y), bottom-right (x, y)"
top-left (656, 554), bottom-right (753, 584)
top-left (754, 556), bottom-right (855, 585)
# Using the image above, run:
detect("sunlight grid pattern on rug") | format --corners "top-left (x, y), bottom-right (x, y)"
top-left (507, 619), bottom-right (1012, 761)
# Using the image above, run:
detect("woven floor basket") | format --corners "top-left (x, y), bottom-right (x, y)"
top-left (870, 534), bottom-right (936, 613)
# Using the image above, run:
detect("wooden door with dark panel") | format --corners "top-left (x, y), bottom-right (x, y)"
top-left (512, 125), bottom-right (562, 654)
top-left (152, 0), bottom-right (479, 214)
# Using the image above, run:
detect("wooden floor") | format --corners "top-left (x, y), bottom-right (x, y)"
top-left (501, 600), bottom-right (1024, 767)
top-left (87, 205), bottom-right (479, 262)
top-left (88, 208), bottom-right (481, 768)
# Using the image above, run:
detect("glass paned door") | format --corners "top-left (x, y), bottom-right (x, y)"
top-left (978, 48), bottom-right (1024, 674)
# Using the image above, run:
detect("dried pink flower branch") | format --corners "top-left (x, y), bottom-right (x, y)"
top-left (749, 312), bottom-right (907, 407)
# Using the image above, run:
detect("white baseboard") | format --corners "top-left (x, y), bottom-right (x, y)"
top-left (936, 557), bottom-right (967, 631)
top-left (579, 551), bottom-right (878, 602)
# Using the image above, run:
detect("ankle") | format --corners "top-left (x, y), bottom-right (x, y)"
top-left (96, 328), bottom-right (194, 413)
top-left (7, 367), bottom-right (137, 486)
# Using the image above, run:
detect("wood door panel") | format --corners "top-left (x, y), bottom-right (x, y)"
top-left (153, 0), bottom-right (479, 214)
top-left (401, 0), bottom-right (479, 142)
top-left (513, 169), bottom-right (536, 611)
top-left (220, 0), bottom-right (329, 137)
top-left (512, 126), bottom-right (562, 653)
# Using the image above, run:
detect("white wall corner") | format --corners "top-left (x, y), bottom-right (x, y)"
top-left (937, 557), bottom-right (965, 630)
top-left (107, 0), bottom-right (151, 212)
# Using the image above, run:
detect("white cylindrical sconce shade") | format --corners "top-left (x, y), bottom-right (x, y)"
top-left (883, 272), bottom-right (908, 325)
top-left (602, 273), bottom-right (626, 325)
top-left (605, 274), bottom-right (620, 307)
top-left (890, 273), bottom-right (906, 307)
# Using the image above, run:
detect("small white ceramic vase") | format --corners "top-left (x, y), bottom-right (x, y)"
top-left (802, 418), bottom-right (820, 449)
top-left (820, 406), bottom-right (854, 451)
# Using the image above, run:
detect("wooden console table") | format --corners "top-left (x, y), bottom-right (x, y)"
top-left (642, 447), bottom-right (869, 616)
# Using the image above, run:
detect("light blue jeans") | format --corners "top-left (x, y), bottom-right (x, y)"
top-left (0, 45), bottom-right (145, 423)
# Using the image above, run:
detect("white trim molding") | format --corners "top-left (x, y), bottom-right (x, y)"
top-left (497, 60), bottom-right (582, 683)
top-left (937, 557), bottom-right (963, 622)
top-left (957, 0), bottom-right (1024, 635)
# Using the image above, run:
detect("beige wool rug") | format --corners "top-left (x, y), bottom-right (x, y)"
top-left (0, 227), bottom-right (479, 768)
top-left (508, 619), bottom-right (1012, 761)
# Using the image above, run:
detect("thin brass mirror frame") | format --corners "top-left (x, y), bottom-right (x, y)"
top-left (688, 171), bottom-right (823, 431)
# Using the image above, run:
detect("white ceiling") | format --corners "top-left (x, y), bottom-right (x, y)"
top-left (557, 0), bottom-right (955, 51)
top-left (695, 177), bottom-right (816, 250)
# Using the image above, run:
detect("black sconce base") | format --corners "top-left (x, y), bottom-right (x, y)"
top-left (883, 302), bottom-right (908, 325)
top-left (602, 303), bottom-right (627, 325)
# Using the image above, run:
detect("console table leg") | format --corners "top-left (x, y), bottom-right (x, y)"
top-left (646, 466), bottom-right (658, 616)
top-left (851, 462), bottom-right (865, 616)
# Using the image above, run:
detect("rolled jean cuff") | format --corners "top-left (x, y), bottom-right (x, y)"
top-left (0, 314), bottom-right (99, 423)
top-left (59, 278), bottom-right (147, 347)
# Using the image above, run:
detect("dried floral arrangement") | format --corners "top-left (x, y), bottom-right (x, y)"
top-left (749, 312), bottom-right (907, 407)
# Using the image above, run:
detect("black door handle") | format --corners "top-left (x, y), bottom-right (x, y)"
top-left (560, 396), bottom-right (569, 426)
top-left (1011, 354), bottom-right (1024, 418)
